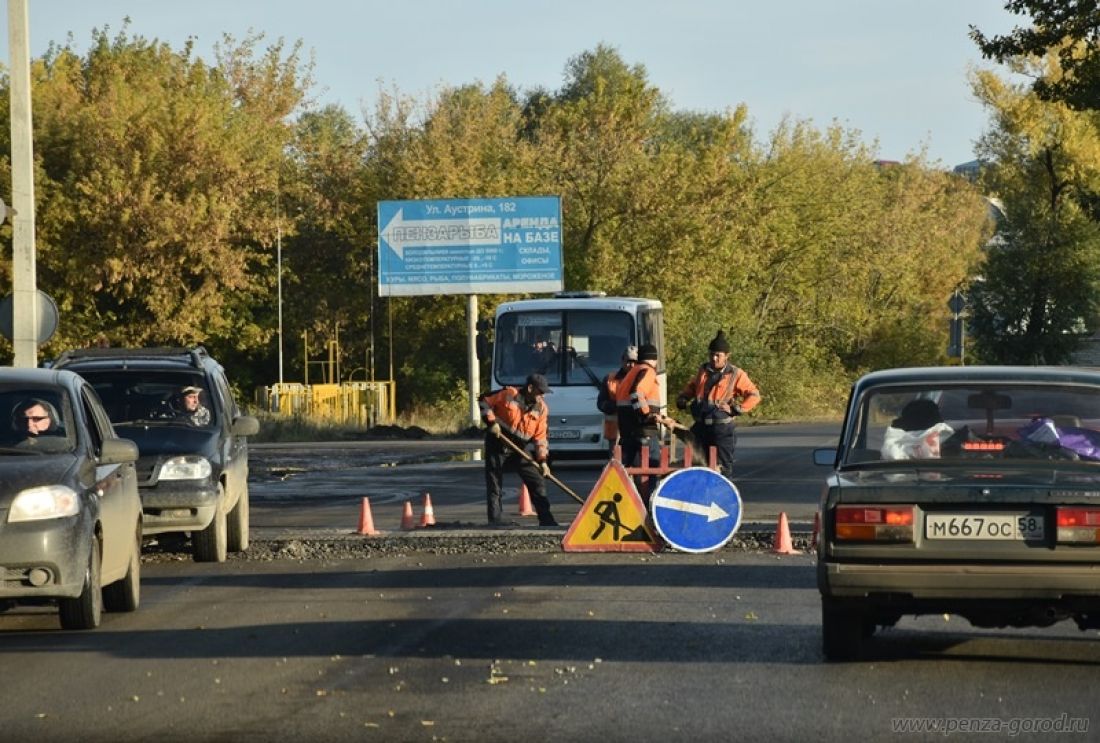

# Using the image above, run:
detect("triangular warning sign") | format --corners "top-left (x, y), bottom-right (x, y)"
top-left (561, 459), bottom-right (661, 552)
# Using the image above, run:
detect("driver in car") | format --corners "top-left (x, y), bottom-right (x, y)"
top-left (173, 385), bottom-right (211, 427)
top-left (10, 397), bottom-right (60, 445)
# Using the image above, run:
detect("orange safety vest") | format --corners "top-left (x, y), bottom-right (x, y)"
top-left (598, 367), bottom-right (630, 441)
top-left (479, 386), bottom-right (550, 461)
top-left (614, 362), bottom-right (663, 432)
top-left (680, 363), bottom-right (760, 424)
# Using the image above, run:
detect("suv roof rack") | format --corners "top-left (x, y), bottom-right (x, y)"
top-left (54, 346), bottom-right (208, 370)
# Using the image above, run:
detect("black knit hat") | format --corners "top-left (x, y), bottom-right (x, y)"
top-left (708, 330), bottom-right (730, 354)
top-left (892, 399), bottom-right (942, 431)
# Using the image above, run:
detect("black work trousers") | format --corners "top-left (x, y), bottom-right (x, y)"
top-left (484, 432), bottom-right (555, 525)
top-left (691, 420), bottom-right (737, 477)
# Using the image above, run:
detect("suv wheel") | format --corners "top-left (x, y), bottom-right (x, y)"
top-left (193, 484), bottom-right (228, 563)
top-left (227, 485), bottom-right (250, 553)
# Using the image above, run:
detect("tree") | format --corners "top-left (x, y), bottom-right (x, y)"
top-left (971, 1), bottom-right (1100, 111)
top-left (966, 61), bottom-right (1100, 363)
top-left (2, 27), bottom-right (311, 374)
top-left (278, 105), bottom-right (373, 382)
top-left (361, 79), bottom-right (543, 407)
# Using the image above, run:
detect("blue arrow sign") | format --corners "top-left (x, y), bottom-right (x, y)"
top-left (377, 196), bottom-right (563, 297)
top-left (650, 467), bottom-right (742, 553)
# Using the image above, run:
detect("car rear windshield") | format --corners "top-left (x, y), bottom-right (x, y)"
top-left (75, 370), bottom-right (216, 429)
top-left (843, 382), bottom-right (1100, 465)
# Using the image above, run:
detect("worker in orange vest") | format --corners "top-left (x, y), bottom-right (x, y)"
top-left (676, 330), bottom-right (761, 477)
top-left (479, 373), bottom-right (558, 527)
top-left (614, 343), bottom-right (664, 475)
top-left (596, 345), bottom-right (637, 455)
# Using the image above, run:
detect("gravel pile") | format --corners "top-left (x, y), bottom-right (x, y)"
top-left (142, 530), bottom-right (815, 563)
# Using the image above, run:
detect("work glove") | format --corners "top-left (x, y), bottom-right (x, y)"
top-left (488, 422), bottom-right (502, 437)
top-left (675, 394), bottom-right (689, 410)
top-left (539, 461), bottom-right (551, 478)
top-left (732, 403), bottom-right (744, 416)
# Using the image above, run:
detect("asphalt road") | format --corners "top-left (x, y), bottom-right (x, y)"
top-left (2, 550), bottom-right (1097, 743)
top-left (6, 421), bottom-right (1097, 742)
top-left (247, 421), bottom-right (840, 537)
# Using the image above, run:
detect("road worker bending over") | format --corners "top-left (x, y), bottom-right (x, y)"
top-left (676, 330), bottom-right (761, 477)
top-left (479, 373), bottom-right (559, 527)
top-left (614, 343), bottom-right (664, 475)
top-left (596, 345), bottom-right (638, 455)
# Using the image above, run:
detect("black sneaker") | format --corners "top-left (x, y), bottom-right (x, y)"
top-left (538, 520), bottom-right (560, 528)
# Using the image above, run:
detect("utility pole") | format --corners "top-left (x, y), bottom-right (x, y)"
top-left (8, 0), bottom-right (37, 367)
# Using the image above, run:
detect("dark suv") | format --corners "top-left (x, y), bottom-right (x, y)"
top-left (53, 347), bottom-right (259, 562)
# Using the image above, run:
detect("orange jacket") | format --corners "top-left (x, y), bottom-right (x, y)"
top-left (614, 361), bottom-right (663, 431)
top-left (479, 386), bottom-right (550, 461)
top-left (597, 366), bottom-right (631, 441)
top-left (679, 363), bottom-right (760, 423)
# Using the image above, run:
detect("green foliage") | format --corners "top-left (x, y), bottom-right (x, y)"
top-left (967, 55), bottom-right (1100, 364)
top-left (0, 27), bottom-right (310, 378)
top-left (0, 38), bottom-right (996, 417)
top-left (972, 1), bottom-right (1100, 111)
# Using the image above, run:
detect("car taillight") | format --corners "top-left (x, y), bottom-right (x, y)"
top-left (1056, 507), bottom-right (1100, 544)
top-left (834, 505), bottom-right (914, 542)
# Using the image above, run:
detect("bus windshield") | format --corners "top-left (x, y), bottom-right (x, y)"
top-left (494, 309), bottom-right (635, 387)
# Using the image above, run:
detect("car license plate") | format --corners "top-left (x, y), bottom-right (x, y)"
top-left (548, 429), bottom-right (581, 440)
top-left (925, 513), bottom-right (1044, 541)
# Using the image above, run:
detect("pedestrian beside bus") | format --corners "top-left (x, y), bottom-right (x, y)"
top-left (614, 343), bottom-right (664, 475)
top-left (676, 330), bottom-right (761, 477)
top-left (596, 345), bottom-right (638, 454)
top-left (479, 373), bottom-right (559, 527)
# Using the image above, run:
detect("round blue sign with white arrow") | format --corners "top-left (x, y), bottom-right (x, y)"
top-left (650, 467), bottom-right (742, 553)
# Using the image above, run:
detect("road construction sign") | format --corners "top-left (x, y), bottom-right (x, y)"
top-left (650, 467), bottom-right (742, 553)
top-left (561, 460), bottom-right (660, 552)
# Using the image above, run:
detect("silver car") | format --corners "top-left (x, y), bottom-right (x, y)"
top-left (0, 368), bottom-right (142, 629)
top-left (816, 366), bottom-right (1100, 660)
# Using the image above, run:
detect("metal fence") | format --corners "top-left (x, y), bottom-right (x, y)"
top-left (255, 381), bottom-right (397, 427)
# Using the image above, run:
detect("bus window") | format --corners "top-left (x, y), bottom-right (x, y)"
top-left (495, 311), bottom-right (563, 385)
top-left (638, 309), bottom-right (664, 371)
top-left (563, 310), bottom-right (634, 386)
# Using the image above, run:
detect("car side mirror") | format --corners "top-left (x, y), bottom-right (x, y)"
top-left (813, 447), bottom-right (837, 466)
top-left (232, 415), bottom-right (260, 437)
top-left (101, 437), bottom-right (139, 465)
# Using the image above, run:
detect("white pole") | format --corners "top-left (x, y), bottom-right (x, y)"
top-left (8, 0), bottom-right (37, 367)
top-left (277, 218), bottom-right (284, 383)
top-left (467, 294), bottom-right (480, 425)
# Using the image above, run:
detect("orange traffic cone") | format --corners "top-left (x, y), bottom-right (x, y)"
top-left (400, 500), bottom-right (417, 531)
top-left (773, 511), bottom-right (798, 555)
top-left (810, 512), bottom-right (821, 551)
top-left (357, 497), bottom-right (380, 536)
top-left (516, 483), bottom-right (536, 517)
top-left (419, 491), bottom-right (436, 527)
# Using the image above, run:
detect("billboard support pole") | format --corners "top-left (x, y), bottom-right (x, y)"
top-left (467, 294), bottom-right (480, 426)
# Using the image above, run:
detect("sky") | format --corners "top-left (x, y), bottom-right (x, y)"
top-left (2, 0), bottom-right (1026, 168)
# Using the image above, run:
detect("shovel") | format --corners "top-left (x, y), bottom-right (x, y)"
top-left (494, 432), bottom-right (585, 504)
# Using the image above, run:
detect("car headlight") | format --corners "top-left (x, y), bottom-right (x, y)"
top-left (9, 485), bottom-right (80, 522)
top-left (158, 456), bottom-right (212, 481)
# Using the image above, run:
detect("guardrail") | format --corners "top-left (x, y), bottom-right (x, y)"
top-left (255, 381), bottom-right (397, 426)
